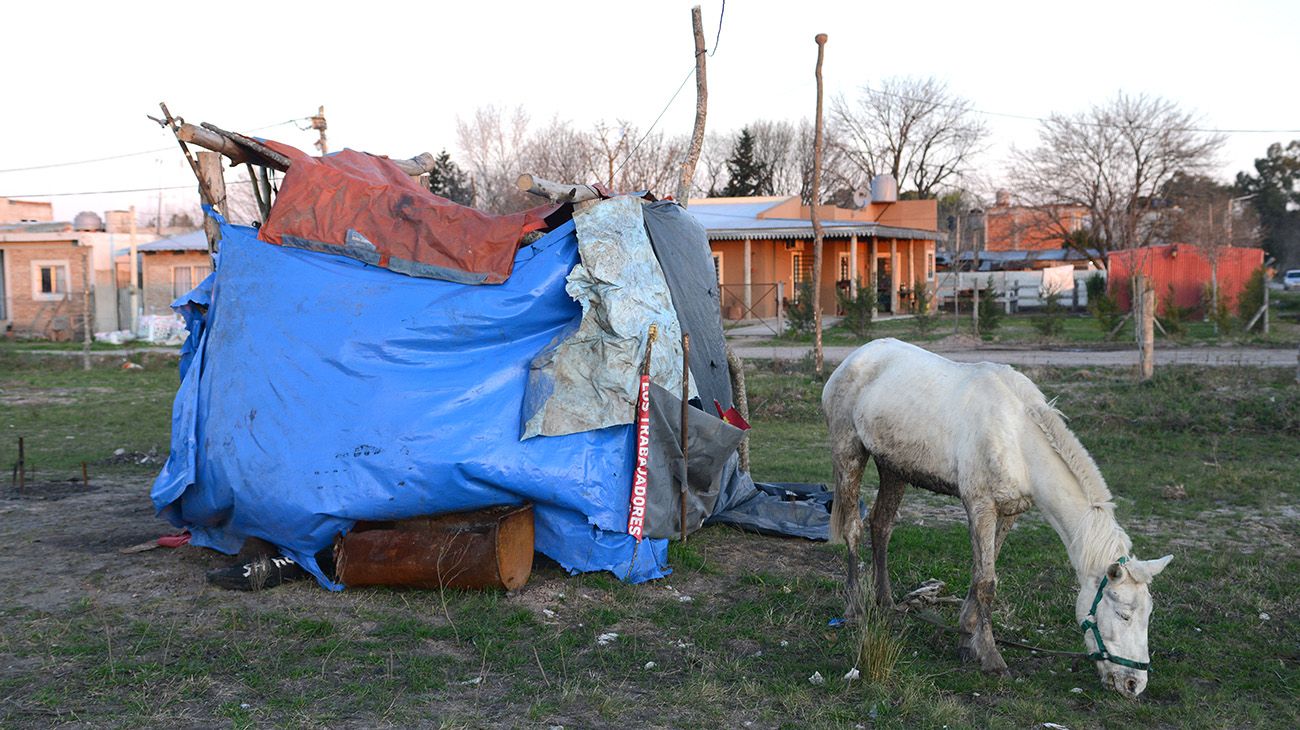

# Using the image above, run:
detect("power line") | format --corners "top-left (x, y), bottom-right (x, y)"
top-left (0, 118), bottom-right (309, 175)
top-left (3, 174), bottom-right (283, 199)
top-left (614, 3), bottom-right (726, 178)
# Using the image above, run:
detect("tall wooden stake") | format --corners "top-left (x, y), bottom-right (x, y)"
top-left (680, 333), bottom-right (690, 542)
top-left (676, 6), bottom-right (708, 206)
top-left (197, 152), bottom-right (227, 253)
top-left (311, 106), bottom-right (328, 155)
top-left (1138, 276), bottom-right (1155, 380)
top-left (810, 33), bottom-right (828, 375)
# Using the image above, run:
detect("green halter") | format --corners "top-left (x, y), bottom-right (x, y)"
top-left (1080, 557), bottom-right (1151, 671)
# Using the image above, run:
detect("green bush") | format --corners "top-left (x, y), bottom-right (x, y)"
top-left (1201, 283), bottom-right (1234, 334)
top-left (976, 277), bottom-right (1002, 334)
top-left (1237, 267), bottom-right (1266, 327)
top-left (835, 277), bottom-right (874, 339)
top-left (1161, 285), bottom-right (1194, 338)
top-left (912, 281), bottom-right (939, 335)
top-left (786, 280), bottom-right (817, 335)
top-left (1034, 289), bottom-right (1066, 337)
top-left (1086, 273), bottom-right (1124, 336)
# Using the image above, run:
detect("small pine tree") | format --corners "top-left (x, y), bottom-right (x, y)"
top-left (976, 277), bottom-right (1003, 334)
top-left (835, 278), bottom-right (875, 339)
top-left (721, 128), bottom-right (770, 197)
top-left (1237, 266), bottom-right (1267, 328)
top-left (1161, 284), bottom-right (1193, 338)
top-left (785, 280), bottom-right (817, 335)
top-left (1086, 272), bottom-right (1123, 336)
top-left (426, 149), bottom-right (474, 206)
top-left (1034, 288), bottom-right (1066, 337)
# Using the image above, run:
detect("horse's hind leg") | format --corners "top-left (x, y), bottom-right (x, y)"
top-left (829, 433), bottom-right (868, 618)
top-left (870, 463), bottom-right (907, 608)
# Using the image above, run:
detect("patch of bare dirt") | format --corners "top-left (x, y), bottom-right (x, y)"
top-left (0, 385), bottom-right (114, 406)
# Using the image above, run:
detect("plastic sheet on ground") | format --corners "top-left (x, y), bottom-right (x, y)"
top-left (151, 216), bottom-right (668, 588)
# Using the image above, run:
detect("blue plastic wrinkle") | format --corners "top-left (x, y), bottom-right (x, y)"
top-left (151, 217), bottom-right (669, 588)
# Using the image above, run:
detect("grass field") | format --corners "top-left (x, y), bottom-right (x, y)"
top-left (0, 351), bottom-right (1296, 728)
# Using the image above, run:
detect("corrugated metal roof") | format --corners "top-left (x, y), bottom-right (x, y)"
top-left (686, 199), bottom-right (943, 241)
top-left (0, 221), bottom-right (73, 233)
top-left (136, 229), bottom-right (208, 251)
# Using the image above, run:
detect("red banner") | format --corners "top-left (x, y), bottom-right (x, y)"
top-left (626, 376), bottom-right (652, 541)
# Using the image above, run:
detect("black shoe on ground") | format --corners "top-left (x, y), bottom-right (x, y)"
top-left (206, 555), bottom-right (309, 591)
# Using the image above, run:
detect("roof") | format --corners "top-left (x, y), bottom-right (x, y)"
top-left (136, 229), bottom-right (208, 252)
top-left (686, 198), bottom-right (944, 242)
top-left (0, 221), bottom-right (74, 234)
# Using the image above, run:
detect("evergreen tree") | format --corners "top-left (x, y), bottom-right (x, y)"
top-left (721, 128), bottom-right (770, 197)
top-left (426, 149), bottom-right (474, 206)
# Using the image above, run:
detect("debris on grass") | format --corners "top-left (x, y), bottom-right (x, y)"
top-left (843, 667), bottom-right (860, 682)
top-left (1162, 484), bottom-right (1188, 500)
top-left (596, 632), bottom-right (619, 646)
top-left (808, 671), bottom-right (824, 686)
top-left (644, 661), bottom-right (656, 670)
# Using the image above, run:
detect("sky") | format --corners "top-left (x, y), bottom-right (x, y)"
top-left (2, 0), bottom-right (1298, 222)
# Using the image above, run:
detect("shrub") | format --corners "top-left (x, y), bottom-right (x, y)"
top-left (976, 277), bottom-right (1002, 334)
top-left (835, 277), bottom-right (874, 339)
top-left (1034, 288), bottom-right (1066, 337)
top-left (1161, 285), bottom-right (1194, 338)
top-left (1238, 267), bottom-right (1266, 328)
top-left (1086, 273), bottom-right (1124, 336)
top-left (785, 280), bottom-right (817, 335)
top-left (1201, 283), bottom-right (1234, 334)
top-left (912, 281), bottom-right (939, 335)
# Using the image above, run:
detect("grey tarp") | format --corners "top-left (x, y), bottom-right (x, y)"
top-left (643, 383), bottom-right (745, 539)
top-left (640, 201), bottom-right (833, 540)
top-left (523, 197), bottom-right (694, 439)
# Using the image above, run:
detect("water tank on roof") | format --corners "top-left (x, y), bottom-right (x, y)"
top-left (870, 174), bottom-right (898, 204)
top-left (73, 211), bottom-right (104, 231)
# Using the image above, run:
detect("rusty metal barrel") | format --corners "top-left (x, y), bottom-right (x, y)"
top-left (334, 504), bottom-right (534, 591)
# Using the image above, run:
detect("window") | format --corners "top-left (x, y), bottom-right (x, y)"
top-left (31, 260), bottom-right (70, 301)
top-left (838, 253), bottom-right (850, 282)
top-left (172, 265), bottom-right (213, 298)
top-left (926, 252), bottom-right (935, 280)
top-left (711, 252), bottom-right (723, 286)
top-left (791, 253), bottom-right (814, 302)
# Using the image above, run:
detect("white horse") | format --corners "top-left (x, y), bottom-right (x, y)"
top-left (822, 338), bottom-right (1172, 697)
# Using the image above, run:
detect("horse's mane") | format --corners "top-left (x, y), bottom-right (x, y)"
top-left (1000, 369), bottom-right (1132, 573)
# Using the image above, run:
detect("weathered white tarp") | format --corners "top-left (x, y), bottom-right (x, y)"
top-left (1041, 264), bottom-right (1076, 295)
top-left (522, 196), bottom-right (695, 439)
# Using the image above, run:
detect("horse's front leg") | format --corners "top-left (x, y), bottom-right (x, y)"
top-left (958, 498), bottom-right (1008, 675)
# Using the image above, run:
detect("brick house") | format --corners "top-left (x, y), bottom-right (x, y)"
top-left (687, 195), bottom-right (941, 319)
top-left (0, 223), bottom-right (94, 339)
top-left (1, 198), bottom-right (161, 338)
top-left (132, 230), bottom-right (212, 316)
top-left (985, 190), bottom-right (1090, 253)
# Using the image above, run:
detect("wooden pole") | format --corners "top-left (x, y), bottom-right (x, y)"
top-left (725, 345), bottom-right (751, 473)
top-left (680, 333), bottom-right (690, 542)
top-left (1138, 276), bottom-right (1155, 380)
top-left (81, 244), bottom-right (92, 371)
top-left (743, 237), bottom-right (752, 315)
top-left (197, 152), bottom-right (226, 252)
top-left (810, 33), bottom-right (828, 376)
top-left (676, 6), bottom-right (708, 206)
top-left (516, 174), bottom-right (601, 203)
top-left (128, 206), bottom-right (139, 335)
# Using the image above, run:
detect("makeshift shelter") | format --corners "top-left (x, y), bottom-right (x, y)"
top-left (151, 130), bottom-right (831, 589)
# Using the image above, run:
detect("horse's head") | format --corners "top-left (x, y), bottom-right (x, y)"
top-left (1076, 555), bottom-right (1173, 698)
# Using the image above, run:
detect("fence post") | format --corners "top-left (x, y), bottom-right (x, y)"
top-left (776, 281), bottom-right (785, 335)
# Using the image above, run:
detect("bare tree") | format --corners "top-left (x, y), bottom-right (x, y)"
top-left (456, 105), bottom-right (533, 213)
top-left (1009, 93), bottom-right (1225, 265)
top-left (831, 76), bottom-right (988, 198)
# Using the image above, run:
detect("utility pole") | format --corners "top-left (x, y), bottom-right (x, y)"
top-left (128, 205), bottom-right (139, 335)
top-left (311, 106), bottom-right (328, 155)
top-left (676, 6), bottom-right (708, 206)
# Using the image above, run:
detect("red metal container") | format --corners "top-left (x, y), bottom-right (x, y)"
top-left (335, 504), bottom-right (534, 591)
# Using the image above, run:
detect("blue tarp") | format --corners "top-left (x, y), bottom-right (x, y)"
top-left (151, 215), bottom-right (669, 589)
